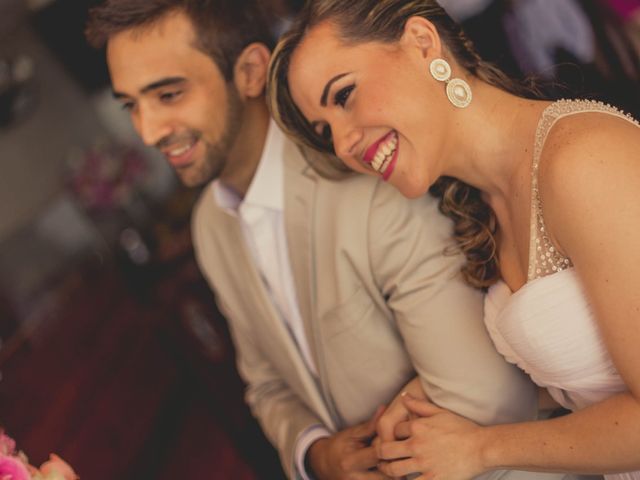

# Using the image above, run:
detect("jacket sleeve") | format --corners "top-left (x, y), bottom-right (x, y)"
top-left (215, 295), bottom-right (324, 478)
top-left (367, 182), bottom-right (538, 426)
top-left (190, 196), bottom-right (324, 479)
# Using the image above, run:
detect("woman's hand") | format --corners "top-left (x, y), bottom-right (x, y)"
top-left (376, 394), bottom-right (487, 480)
top-left (376, 377), bottom-right (427, 442)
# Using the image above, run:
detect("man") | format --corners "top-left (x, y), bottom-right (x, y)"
top-left (85, 2), bottom-right (561, 479)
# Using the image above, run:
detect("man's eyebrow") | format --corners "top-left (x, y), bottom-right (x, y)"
top-left (320, 73), bottom-right (349, 106)
top-left (112, 76), bottom-right (187, 99)
top-left (140, 76), bottom-right (187, 94)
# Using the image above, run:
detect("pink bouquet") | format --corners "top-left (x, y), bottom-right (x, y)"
top-left (0, 430), bottom-right (78, 480)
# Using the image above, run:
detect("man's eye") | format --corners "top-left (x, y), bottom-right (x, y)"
top-left (159, 91), bottom-right (182, 102)
top-left (333, 85), bottom-right (354, 107)
top-left (120, 101), bottom-right (135, 112)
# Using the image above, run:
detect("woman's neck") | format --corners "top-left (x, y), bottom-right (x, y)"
top-left (440, 82), bottom-right (550, 204)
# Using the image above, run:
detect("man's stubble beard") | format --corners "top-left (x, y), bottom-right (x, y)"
top-left (184, 85), bottom-right (244, 188)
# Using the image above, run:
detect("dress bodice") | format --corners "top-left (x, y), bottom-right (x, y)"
top-left (485, 272), bottom-right (639, 480)
top-left (485, 268), bottom-right (625, 411)
top-left (484, 99), bottom-right (640, 479)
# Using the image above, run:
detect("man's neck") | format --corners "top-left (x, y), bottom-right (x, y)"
top-left (220, 100), bottom-right (271, 197)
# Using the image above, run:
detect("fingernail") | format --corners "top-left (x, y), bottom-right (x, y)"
top-left (400, 391), bottom-right (407, 397)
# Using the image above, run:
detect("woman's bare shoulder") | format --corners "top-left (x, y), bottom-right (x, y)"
top-left (539, 110), bottom-right (639, 194)
top-left (535, 109), bottom-right (640, 252)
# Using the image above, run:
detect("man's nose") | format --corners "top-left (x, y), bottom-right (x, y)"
top-left (134, 107), bottom-right (172, 147)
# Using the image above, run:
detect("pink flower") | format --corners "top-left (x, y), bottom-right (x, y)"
top-left (0, 434), bottom-right (16, 456)
top-left (0, 453), bottom-right (30, 480)
top-left (38, 454), bottom-right (78, 480)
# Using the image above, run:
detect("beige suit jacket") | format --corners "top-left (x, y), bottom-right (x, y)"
top-left (192, 137), bottom-right (542, 479)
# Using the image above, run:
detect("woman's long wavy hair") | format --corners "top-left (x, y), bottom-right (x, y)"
top-left (268, 0), bottom-right (544, 289)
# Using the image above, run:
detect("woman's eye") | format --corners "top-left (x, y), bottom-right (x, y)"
top-left (333, 85), bottom-right (354, 107)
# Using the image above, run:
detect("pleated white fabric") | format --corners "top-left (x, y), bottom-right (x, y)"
top-left (485, 271), bottom-right (638, 480)
top-left (485, 269), bottom-right (625, 411)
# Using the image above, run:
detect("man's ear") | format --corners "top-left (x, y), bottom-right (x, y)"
top-left (400, 16), bottom-right (443, 61)
top-left (233, 42), bottom-right (271, 98)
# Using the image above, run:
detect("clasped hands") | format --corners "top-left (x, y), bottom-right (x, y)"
top-left (307, 380), bottom-right (487, 480)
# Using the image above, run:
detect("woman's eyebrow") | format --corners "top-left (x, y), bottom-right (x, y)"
top-left (320, 73), bottom-right (350, 106)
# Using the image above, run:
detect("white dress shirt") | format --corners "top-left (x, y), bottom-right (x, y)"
top-left (212, 121), bottom-right (328, 478)
top-left (212, 120), bottom-right (317, 375)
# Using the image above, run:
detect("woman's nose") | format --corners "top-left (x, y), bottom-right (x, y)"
top-left (332, 121), bottom-right (363, 162)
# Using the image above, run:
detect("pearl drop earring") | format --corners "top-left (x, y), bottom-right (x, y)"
top-left (429, 58), bottom-right (472, 108)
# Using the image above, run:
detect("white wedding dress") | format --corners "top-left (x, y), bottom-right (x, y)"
top-left (483, 99), bottom-right (640, 480)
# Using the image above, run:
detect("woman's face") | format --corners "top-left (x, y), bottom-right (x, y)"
top-left (288, 19), bottom-right (451, 198)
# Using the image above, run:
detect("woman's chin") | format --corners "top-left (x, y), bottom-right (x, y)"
top-left (401, 186), bottom-right (428, 199)
top-left (390, 175), bottom-right (430, 199)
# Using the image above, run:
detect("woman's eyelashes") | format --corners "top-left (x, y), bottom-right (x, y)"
top-left (333, 84), bottom-right (355, 107)
top-left (310, 83), bottom-right (354, 144)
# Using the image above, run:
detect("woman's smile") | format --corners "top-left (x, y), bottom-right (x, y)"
top-left (362, 130), bottom-right (399, 180)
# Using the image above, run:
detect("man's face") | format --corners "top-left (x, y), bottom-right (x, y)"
top-left (107, 11), bottom-right (243, 187)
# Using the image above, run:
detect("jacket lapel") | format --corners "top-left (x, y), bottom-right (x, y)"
top-left (216, 175), bottom-right (338, 430)
top-left (217, 209), bottom-right (282, 328)
top-left (283, 143), bottom-right (317, 346)
top-left (283, 141), bottom-right (343, 429)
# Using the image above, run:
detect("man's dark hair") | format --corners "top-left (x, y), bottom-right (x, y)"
top-left (86, 0), bottom-right (277, 80)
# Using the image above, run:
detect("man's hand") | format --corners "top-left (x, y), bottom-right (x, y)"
top-left (307, 406), bottom-right (390, 479)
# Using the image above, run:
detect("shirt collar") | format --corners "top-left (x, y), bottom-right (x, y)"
top-left (212, 119), bottom-right (285, 213)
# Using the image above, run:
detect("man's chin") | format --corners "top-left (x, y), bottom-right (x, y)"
top-left (174, 168), bottom-right (201, 188)
top-left (175, 164), bottom-right (220, 188)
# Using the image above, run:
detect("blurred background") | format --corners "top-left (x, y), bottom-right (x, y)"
top-left (0, 0), bottom-right (637, 479)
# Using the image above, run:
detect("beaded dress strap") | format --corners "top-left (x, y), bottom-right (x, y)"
top-left (527, 99), bottom-right (640, 282)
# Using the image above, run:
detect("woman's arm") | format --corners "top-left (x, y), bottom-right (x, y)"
top-left (541, 113), bottom-right (640, 405)
top-left (377, 113), bottom-right (640, 479)
top-left (378, 391), bottom-right (640, 479)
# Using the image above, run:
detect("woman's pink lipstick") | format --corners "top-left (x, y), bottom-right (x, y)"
top-left (362, 130), bottom-right (398, 181)
top-left (363, 131), bottom-right (396, 164)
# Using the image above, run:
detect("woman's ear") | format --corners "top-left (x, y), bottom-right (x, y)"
top-left (400, 16), bottom-right (443, 61)
top-left (233, 42), bottom-right (272, 98)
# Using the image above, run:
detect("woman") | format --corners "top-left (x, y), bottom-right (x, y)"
top-left (267, 1), bottom-right (640, 479)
